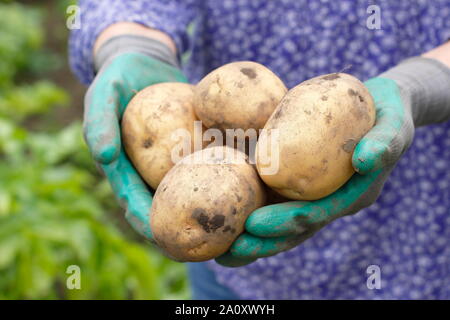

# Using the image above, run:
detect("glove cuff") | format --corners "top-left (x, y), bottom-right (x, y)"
top-left (94, 34), bottom-right (180, 72)
top-left (379, 57), bottom-right (450, 127)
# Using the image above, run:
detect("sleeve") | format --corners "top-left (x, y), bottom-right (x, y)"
top-left (69, 0), bottom-right (198, 85)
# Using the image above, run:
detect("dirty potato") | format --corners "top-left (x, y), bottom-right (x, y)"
top-left (194, 61), bottom-right (287, 131)
top-left (256, 73), bottom-right (376, 200)
top-left (151, 146), bottom-right (266, 262)
top-left (122, 82), bottom-right (201, 190)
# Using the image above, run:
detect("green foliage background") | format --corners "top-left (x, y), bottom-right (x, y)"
top-left (0, 1), bottom-right (190, 299)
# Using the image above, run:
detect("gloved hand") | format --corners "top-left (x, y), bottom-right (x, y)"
top-left (84, 35), bottom-right (187, 240)
top-left (217, 57), bottom-right (450, 267)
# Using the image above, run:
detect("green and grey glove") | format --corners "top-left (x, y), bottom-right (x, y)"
top-left (84, 35), bottom-right (187, 240)
top-left (217, 57), bottom-right (450, 267)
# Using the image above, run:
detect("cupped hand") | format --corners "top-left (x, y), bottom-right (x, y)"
top-left (216, 77), bottom-right (415, 267)
top-left (84, 52), bottom-right (187, 240)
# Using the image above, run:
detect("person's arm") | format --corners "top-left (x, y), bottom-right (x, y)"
top-left (69, 0), bottom-right (196, 85)
top-left (93, 22), bottom-right (177, 56)
top-left (217, 42), bottom-right (450, 267)
top-left (69, 0), bottom-right (197, 240)
top-left (378, 41), bottom-right (450, 127)
top-left (423, 41), bottom-right (450, 67)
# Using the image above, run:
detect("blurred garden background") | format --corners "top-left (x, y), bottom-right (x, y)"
top-left (0, 0), bottom-right (189, 299)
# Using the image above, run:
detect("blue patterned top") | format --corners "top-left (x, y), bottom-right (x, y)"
top-left (70, 0), bottom-right (450, 299)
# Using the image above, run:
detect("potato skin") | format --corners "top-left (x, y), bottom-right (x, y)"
top-left (151, 146), bottom-right (265, 262)
top-left (194, 61), bottom-right (287, 131)
top-left (122, 83), bottom-right (200, 190)
top-left (256, 73), bottom-right (376, 200)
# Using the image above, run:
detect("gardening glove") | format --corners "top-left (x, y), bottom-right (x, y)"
top-left (84, 35), bottom-right (187, 241)
top-left (217, 57), bottom-right (450, 267)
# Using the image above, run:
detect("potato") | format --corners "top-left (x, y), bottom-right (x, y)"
top-left (122, 82), bottom-right (201, 190)
top-left (151, 146), bottom-right (266, 262)
top-left (256, 73), bottom-right (376, 200)
top-left (194, 61), bottom-right (287, 131)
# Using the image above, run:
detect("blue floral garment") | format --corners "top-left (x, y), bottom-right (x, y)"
top-left (70, 0), bottom-right (450, 299)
